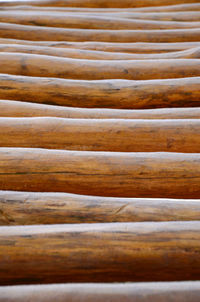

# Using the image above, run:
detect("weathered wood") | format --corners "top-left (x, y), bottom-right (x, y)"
top-left (0, 44), bottom-right (200, 60)
top-left (1, 282), bottom-right (200, 302)
top-left (2, 3), bottom-right (200, 12)
top-left (0, 117), bottom-right (200, 152)
top-left (1, 191), bottom-right (200, 225)
top-left (0, 221), bottom-right (200, 284)
top-left (0, 11), bottom-right (199, 29)
top-left (0, 23), bottom-right (200, 42)
top-left (0, 148), bottom-right (200, 198)
top-left (0, 0), bottom-right (199, 8)
top-left (1, 53), bottom-right (200, 80)
top-left (101, 11), bottom-right (200, 22)
top-left (1, 39), bottom-right (200, 53)
top-left (2, 100), bottom-right (200, 119)
top-left (0, 74), bottom-right (199, 109)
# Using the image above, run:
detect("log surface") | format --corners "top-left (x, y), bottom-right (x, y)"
top-left (0, 148), bottom-right (200, 198)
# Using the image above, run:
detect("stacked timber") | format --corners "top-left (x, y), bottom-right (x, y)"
top-left (0, 0), bottom-right (200, 301)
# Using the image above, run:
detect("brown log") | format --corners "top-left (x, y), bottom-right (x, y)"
top-left (2, 3), bottom-right (200, 12)
top-left (1, 53), bottom-right (200, 80)
top-left (0, 11), bottom-right (199, 29)
top-left (1, 39), bottom-right (200, 53)
top-left (2, 100), bottom-right (200, 119)
top-left (0, 282), bottom-right (200, 302)
top-left (0, 0), bottom-right (199, 8)
top-left (1, 8), bottom-right (200, 22)
top-left (0, 117), bottom-right (200, 153)
top-left (1, 190), bottom-right (200, 225)
top-left (0, 148), bottom-right (200, 198)
top-left (0, 221), bottom-right (200, 284)
top-left (0, 23), bottom-right (200, 42)
top-left (0, 74), bottom-right (199, 109)
top-left (0, 44), bottom-right (200, 60)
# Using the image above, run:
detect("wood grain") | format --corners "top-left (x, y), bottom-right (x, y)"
top-left (1, 53), bottom-right (200, 80)
top-left (0, 221), bottom-right (200, 284)
top-left (0, 44), bottom-right (200, 60)
top-left (2, 100), bottom-right (200, 119)
top-left (1, 191), bottom-right (200, 225)
top-left (0, 11), bottom-right (200, 29)
top-left (1, 282), bottom-right (200, 302)
top-left (1, 39), bottom-right (200, 53)
top-left (0, 117), bottom-right (200, 152)
top-left (0, 0), bottom-right (199, 8)
top-left (2, 3), bottom-right (200, 12)
top-left (0, 23), bottom-right (200, 42)
top-left (0, 74), bottom-right (199, 109)
top-left (0, 148), bottom-right (200, 198)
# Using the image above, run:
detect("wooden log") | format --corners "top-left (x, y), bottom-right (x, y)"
top-left (1, 190), bottom-right (200, 225)
top-left (0, 221), bottom-right (200, 284)
top-left (1, 53), bottom-right (200, 80)
top-left (0, 0), bottom-right (199, 9)
top-left (0, 74), bottom-right (199, 109)
top-left (0, 11), bottom-right (199, 30)
top-left (1, 39), bottom-right (200, 53)
top-left (0, 148), bottom-right (200, 198)
top-left (0, 23), bottom-right (200, 42)
top-left (2, 3), bottom-right (200, 12)
top-left (0, 282), bottom-right (200, 302)
top-left (2, 100), bottom-right (200, 119)
top-left (102, 11), bottom-right (200, 22)
top-left (0, 44), bottom-right (200, 60)
top-left (1, 117), bottom-right (200, 153)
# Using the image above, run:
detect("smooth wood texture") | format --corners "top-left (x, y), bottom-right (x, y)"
top-left (1, 191), bottom-right (200, 225)
top-left (101, 11), bottom-right (200, 22)
top-left (1, 117), bottom-right (200, 152)
top-left (0, 44), bottom-right (200, 60)
top-left (0, 74), bottom-right (199, 109)
top-left (0, 149), bottom-right (200, 198)
top-left (1, 39), bottom-right (200, 53)
top-left (0, 221), bottom-right (200, 284)
top-left (0, 0), bottom-right (199, 8)
top-left (0, 11), bottom-right (199, 29)
top-left (1, 53), bottom-right (200, 80)
top-left (1, 282), bottom-right (200, 302)
top-left (2, 3), bottom-right (200, 12)
top-left (0, 23), bottom-right (200, 42)
top-left (3, 100), bottom-right (200, 119)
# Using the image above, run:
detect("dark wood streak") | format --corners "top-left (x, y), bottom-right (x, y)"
top-left (2, 100), bottom-right (200, 119)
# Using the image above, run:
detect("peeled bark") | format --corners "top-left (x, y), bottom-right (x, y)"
top-left (0, 148), bottom-right (200, 198)
top-left (0, 282), bottom-right (200, 302)
top-left (1, 53), bottom-right (200, 80)
top-left (0, 11), bottom-right (199, 29)
top-left (0, 23), bottom-right (200, 42)
top-left (0, 117), bottom-right (200, 152)
top-left (2, 100), bottom-right (200, 119)
top-left (0, 74), bottom-right (199, 109)
top-left (1, 190), bottom-right (200, 225)
top-left (0, 44), bottom-right (200, 60)
top-left (0, 221), bottom-right (200, 284)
